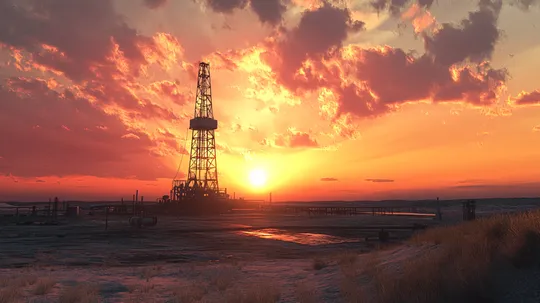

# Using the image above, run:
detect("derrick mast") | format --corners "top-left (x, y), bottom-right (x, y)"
top-left (170, 62), bottom-right (228, 203)
top-left (187, 62), bottom-right (218, 191)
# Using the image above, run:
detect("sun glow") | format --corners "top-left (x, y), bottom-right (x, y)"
top-left (249, 169), bottom-right (268, 188)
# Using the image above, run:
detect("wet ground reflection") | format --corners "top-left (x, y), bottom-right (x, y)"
top-left (237, 228), bottom-right (360, 245)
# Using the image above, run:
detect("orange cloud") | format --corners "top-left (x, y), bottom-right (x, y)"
top-left (263, 129), bottom-right (319, 149)
top-left (401, 3), bottom-right (437, 34)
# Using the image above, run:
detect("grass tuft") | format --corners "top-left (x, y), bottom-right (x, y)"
top-left (59, 283), bottom-right (99, 303)
top-left (171, 283), bottom-right (208, 303)
top-left (226, 282), bottom-right (280, 303)
top-left (0, 287), bottom-right (21, 303)
top-left (209, 266), bottom-right (239, 292)
top-left (33, 277), bottom-right (57, 295)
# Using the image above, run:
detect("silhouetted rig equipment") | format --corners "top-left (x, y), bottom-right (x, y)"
top-left (155, 62), bottom-right (236, 215)
top-left (0, 197), bottom-right (75, 225)
top-left (462, 199), bottom-right (476, 221)
top-left (261, 205), bottom-right (438, 218)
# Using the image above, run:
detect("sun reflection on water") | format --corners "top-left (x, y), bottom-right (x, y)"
top-left (238, 228), bottom-right (359, 246)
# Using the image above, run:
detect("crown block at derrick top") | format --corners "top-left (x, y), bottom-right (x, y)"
top-left (190, 117), bottom-right (218, 130)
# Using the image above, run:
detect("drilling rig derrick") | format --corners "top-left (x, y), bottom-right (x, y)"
top-left (168, 62), bottom-right (229, 208)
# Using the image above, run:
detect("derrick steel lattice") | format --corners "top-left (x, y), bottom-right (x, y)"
top-left (167, 61), bottom-right (231, 203)
top-left (186, 62), bottom-right (219, 192)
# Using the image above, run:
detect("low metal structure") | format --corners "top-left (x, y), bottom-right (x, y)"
top-left (462, 199), bottom-right (476, 221)
top-left (262, 205), bottom-right (437, 218)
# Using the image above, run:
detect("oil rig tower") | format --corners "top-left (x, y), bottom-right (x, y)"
top-left (166, 62), bottom-right (230, 213)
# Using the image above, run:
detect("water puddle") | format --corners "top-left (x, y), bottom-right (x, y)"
top-left (237, 228), bottom-right (359, 245)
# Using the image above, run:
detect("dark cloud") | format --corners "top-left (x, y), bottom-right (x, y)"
top-left (512, 90), bottom-right (540, 105)
top-left (257, 0), bottom-right (507, 121)
top-left (365, 179), bottom-right (395, 183)
top-left (320, 177), bottom-right (338, 182)
top-left (456, 179), bottom-right (488, 184)
top-left (509, 0), bottom-right (540, 10)
top-left (0, 0), bottom-right (150, 81)
top-left (143, 0), bottom-right (168, 9)
top-left (263, 2), bottom-right (365, 90)
top-left (0, 78), bottom-right (176, 180)
top-left (250, 0), bottom-right (288, 25)
top-left (423, 0), bottom-right (502, 66)
top-left (371, 0), bottom-right (435, 14)
top-left (206, 0), bottom-right (249, 13)
top-left (205, 0), bottom-right (292, 26)
top-left (0, 0), bottom-right (177, 120)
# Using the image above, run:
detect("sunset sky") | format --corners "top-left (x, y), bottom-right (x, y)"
top-left (1, 0), bottom-right (540, 202)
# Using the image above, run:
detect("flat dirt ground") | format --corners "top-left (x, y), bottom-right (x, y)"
top-left (0, 199), bottom-right (539, 302)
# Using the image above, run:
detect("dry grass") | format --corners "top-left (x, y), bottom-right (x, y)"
top-left (208, 266), bottom-right (239, 292)
top-left (225, 282), bottom-right (280, 303)
top-left (0, 274), bottom-right (38, 289)
top-left (59, 283), bottom-right (100, 303)
top-left (295, 282), bottom-right (318, 303)
top-left (0, 287), bottom-right (21, 303)
top-left (359, 210), bottom-right (540, 303)
top-left (336, 251), bottom-right (359, 267)
top-left (140, 265), bottom-right (163, 281)
top-left (33, 277), bottom-right (57, 295)
top-left (171, 283), bottom-right (208, 303)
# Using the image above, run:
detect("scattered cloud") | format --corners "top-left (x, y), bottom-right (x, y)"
top-left (509, 0), bottom-right (540, 10)
top-left (250, 0), bottom-right (288, 25)
top-left (255, 0), bottom-right (507, 126)
top-left (320, 177), bottom-right (338, 181)
top-left (456, 179), bottom-right (488, 184)
top-left (142, 0), bottom-right (168, 9)
top-left (533, 125), bottom-right (540, 132)
top-left (204, 0), bottom-right (288, 26)
top-left (0, 0), bottom-right (182, 121)
top-left (423, 0), bottom-right (502, 67)
top-left (263, 129), bottom-right (319, 148)
top-left (365, 178), bottom-right (395, 183)
top-left (371, 0), bottom-right (435, 15)
top-left (511, 90), bottom-right (540, 106)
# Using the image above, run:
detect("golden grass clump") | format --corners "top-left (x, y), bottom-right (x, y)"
top-left (59, 283), bottom-right (100, 303)
top-left (33, 277), bottom-right (57, 295)
top-left (225, 282), bottom-right (280, 303)
top-left (362, 210), bottom-right (540, 303)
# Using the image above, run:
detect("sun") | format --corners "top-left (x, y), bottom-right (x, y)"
top-left (249, 169), bottom-right (268, 188)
